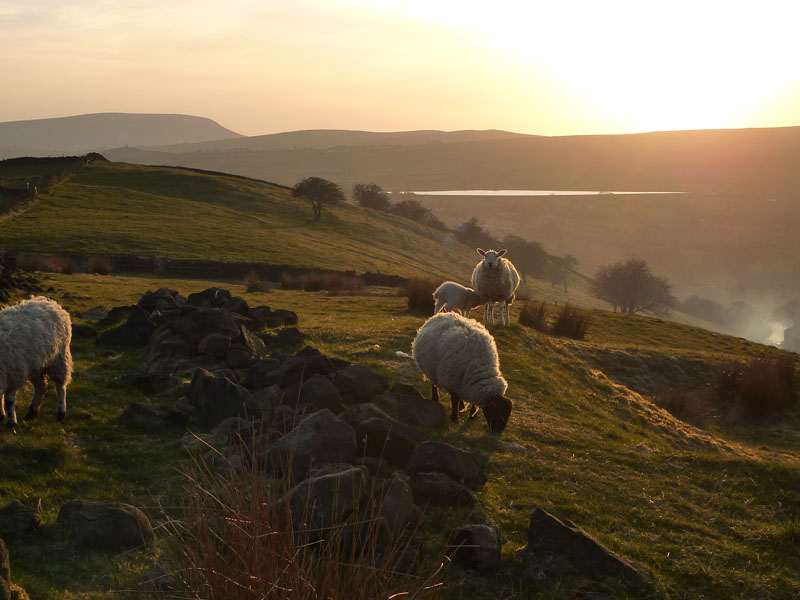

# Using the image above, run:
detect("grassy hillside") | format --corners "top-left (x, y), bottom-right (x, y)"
top-left (3, 272), bottom-right (799, 598)
top-left (0, 161), bottom-right (476, 281)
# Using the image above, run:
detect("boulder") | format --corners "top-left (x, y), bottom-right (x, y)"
top-left (198, 333), bottom-right (231, 360)
top-left (176, 308), bottom-right (240, 345)
top-left (334, 364), bottom-right (388, 403)
top-left (142, 566), bottom-right (175, 592)
top-left (377, 474), bottom-right (422, 534)
top-left (188, 369), bottom-right (259, 429)
top-left (274, 327), bottom-right (305, 347)
top-left (57, 500), bottom-right (154, 552)
top-left (119, 366), bottom-right (171, 394)
top-left (282, 374), bottom-right (344, 414)
top-left (251, 385), bottom-right (282, 415)
top-left (122, 402), bottom-right (190, 429)
top-left (239, 326), bottom-right (267, 358)
top-left (0, 501), bottom-right (41, 537)
top-left (281, 466), bottom-right (369, 531)
top-left (227, 344), bottom-right (254, 369)
top-left (97, 307), bottom-right (156, 346)
top-left (139, 288), bottom-right (181, 311)
top-left (405, 441), bottom-right (487, 490)
top-left (342, 402), bottom-right (395, 427)
top-left (446, 524), bottom-right (501, 572)
top-left (270, 409), bottom-right (356, 481)
top-left (222, 296), bottom-right (250, 316)
top-left (372, 383), bottom-right (445, 430)
top-left (151, 335), bottom-right (193, 361)
top-left (242, 358), bottom-right (281, 390)
top-left (521, 508), bottom-right (651, 585)
top-left (70, 324), bottom-right (97, 340)
top-left (98, 305), bottom-right (137, 327)
top-left (271, 353), bottom-right (338, 388)
top-left (186, 287), bottom-right (232, 308)
top-left (409, 472), bottom-right (476, 508)
top-left (356, 418), bottom-right (424, 468)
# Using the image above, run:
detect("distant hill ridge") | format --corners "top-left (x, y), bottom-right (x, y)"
top-left (0, 113), bottom-right (242, 158)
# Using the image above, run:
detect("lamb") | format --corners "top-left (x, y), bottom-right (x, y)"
top-left (0, 297), bottom-right (73, 430)
top-left (412, 312), bottom-right (512, 434)
top-left (471, 248), bottom-right (520, 326)
top-left (432, 281), bottom-right (483, 317)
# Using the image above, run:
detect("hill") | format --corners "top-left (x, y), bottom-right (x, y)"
top-left (3, 271), bottom-right (798, 599)
top-left (0, 113), bottom-right (242, 158)
top-left (0, 160), bottom-right (476, 281)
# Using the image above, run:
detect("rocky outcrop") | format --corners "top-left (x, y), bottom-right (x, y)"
top-left (57, 500), bottom-right (154, 553)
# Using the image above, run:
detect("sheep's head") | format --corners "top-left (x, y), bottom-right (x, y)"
top-left (477, 248), bottom-right (507, 270)
top-left (483, 394), bottom-right (512, 434)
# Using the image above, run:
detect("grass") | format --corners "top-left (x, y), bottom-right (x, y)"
top-left (2, 271), bottom-right (799, 599)
top-left (0, 161), bottom-right (477, 281)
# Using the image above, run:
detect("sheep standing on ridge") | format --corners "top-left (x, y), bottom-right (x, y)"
top-left (412, 312), bottom-right (512, 434)
top-left (0, 297), bottom-right (73, 430)
top-left (432, 281), bottom-right (483, 317)
top-left (471, 248), bottom-right (520, 326)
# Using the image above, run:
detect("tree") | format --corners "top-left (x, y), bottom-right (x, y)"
top-left (501, 236), bottom-right (549, 279)
top-left (546, 254), bottom-right (579, 292)
top-left (352, 183), bottom-right (390, 211)
top-left (455, 217), bottom-right (498, 250)
top-left (292, 177), bottom-right (345, 221)
top-left (389, 198), bottom-right (448, 230)
top-left (593, 257), bottom-right (676, 315)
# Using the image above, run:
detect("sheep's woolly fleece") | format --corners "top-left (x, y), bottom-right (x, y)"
top-left (412, 312), bottom-right (506, 408)
top-left (471, 251), bottom-right (520, 303)
top-left (0, 296), bottom-right (73, 392)
top-left (432, 281), bottom-right (482, 315)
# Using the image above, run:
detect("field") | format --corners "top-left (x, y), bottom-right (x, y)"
top-left (2, 271), bottom-right (798, 599)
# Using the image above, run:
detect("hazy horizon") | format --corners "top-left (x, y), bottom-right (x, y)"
top-left (3, 1), bottom-right (800, 137)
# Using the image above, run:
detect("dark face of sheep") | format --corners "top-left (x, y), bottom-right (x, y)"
top-left (483, 394), bottom-right (512, 434)
top-left (476, 248), bottom-right (508, 271)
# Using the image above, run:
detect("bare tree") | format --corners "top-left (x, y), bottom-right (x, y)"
top-left (292, 177), bottom-right (345, 221)
top-left (353, 183), bottom-right (390, 211)
top-left (593, 257), bottom-right (676, 314)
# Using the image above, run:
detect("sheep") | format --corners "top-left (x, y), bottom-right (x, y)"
top-left (471, 248), bottom-right (520, 326)
top-left (432, 281), bottom-right (483, 317)
top-left (0, 297), bottom-right (73, 430)
top-left (412, 312), bottom-right (512, 434)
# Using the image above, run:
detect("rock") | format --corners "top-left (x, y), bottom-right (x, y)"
top-left (239, 326), bottom-right (267, 358)
top-left (96, 308), bottom-right (156, 346)
top-left (139, 288), bottom-right (180, 311)
top-left (409, 472), bottom-right (477, 507)
top-left (405, 441), bottom-right (487, 490)
top-left (222, 296), bottom-right (250, 316)
top-left (57, 500), bottom-right (154, 552)
top-left (342, 402), bottom-right (395, 427)
top-left (119, 360), bottom-right (172, 394)
top-left (446, 524), bottom-right (501, 571)
top-left (98, 305), bottom-right (136, 327)
top-left (79, 306), bottom-right (108, 321)
top-left (282, 466), bottom-right (369, 531)
top-left (242, 358), bottom-right (281, 390)
top-left (334, 364), bottom-right (388, 403)
top-left (356, 418), bottom-right (424, 468)
top-left (123, 402), bottom-right (190, 429)
top-left (271, 353), bottom-right (338, 388)
top-left (275, 327), bottom-right (305, 347)
top-left (177, 307), bottom-right (240, 345)
top-left (270, 409), bottom-right (356, 481)
top-left (251, 385), bottom-right (282, 415)
top-left (186, 287), bottom-right (232, 308)
top-left (282, 374), bottom-right (344, 414)
top-left (198, 333), bottom-right (231, 360)
top-left (0, 501), bottom-right (41, 536)
top-left (372, 383), bottom-right (445, 430)
top-left (209, 417), bottom-right (254, 447)
top-left (142, 566), bottom-right (175, 592)
top-left (151, 335), bottom-right (193, 361)
top-left (70, 324), bottom-right (97, 340)
top-left (261, 308), bottom-right (298, 328)
top-left (226, 344), bottom-right (254, 369)
top-left (521, 508), bottom-right (651, 585)
top-left (188, 369), bottom-right (259, 429)
top-left (378, 474), bottom-right (422, 534)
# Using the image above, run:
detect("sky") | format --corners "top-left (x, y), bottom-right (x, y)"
top-left (2, 0), bottom-right (800, 137)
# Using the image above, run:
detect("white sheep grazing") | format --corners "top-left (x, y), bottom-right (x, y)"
top-left (432, 281), bottom-right (483, 317)
top-left (412, 312), bottom-right (512, 434)
top-left (471, 248), bottom-right (520, 326)
top-left (0, 297), bottom-right (73, 430)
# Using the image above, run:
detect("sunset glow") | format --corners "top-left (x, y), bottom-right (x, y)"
top-left (2, 0), bottom-right (800, 135)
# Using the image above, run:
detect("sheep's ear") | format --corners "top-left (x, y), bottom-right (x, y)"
top-left (477, 248), bottom-right (486, 257)
top-left (497, 249), bottom-right (507, 258)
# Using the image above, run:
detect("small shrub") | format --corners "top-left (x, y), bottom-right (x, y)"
top-left (402, 278), bottom-right (438, 315)
top-left (56, 256), bottom-right (77, 275)
top-left (85, 255), bottom-right (112, 275)
top-left (652, 387), bottom-right (715, 425)
top-left (280, 271), bottom-right (303, 290)
top-left (243, 269), bottom-right (267, 292)
top-left (303, 272), bottom-right (324, 292)
top-left (714, 356), bottom-right (797, 422)
top-left (518, 301), bottom-right (547, 332)
top-left (325, 273), bottom-right (364, 296)
top-left (551, 303), bottom-right (589, 339)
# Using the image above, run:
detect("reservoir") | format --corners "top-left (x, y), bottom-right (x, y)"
top-left (412, 190), bottom-right (683, 196)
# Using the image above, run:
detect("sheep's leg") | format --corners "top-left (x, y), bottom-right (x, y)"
top-left (25, 374), bottom-right (47, 420)
top-left (487, 302), bottom-right (495, 325)
top-left (434, 298), bottom-right (445, 314)
top-left (0, 393), bottom-right (4, 423)
top-left (450, 391), bottom-right (460, 425)
top-left (431, 383), bottom-right (439, 404)
top-left (506, 301), bottom-right (512, 324)
top-left (54, 379), bottom-right (67, 421)
top-left (4, 389), bottom-right (18, 429)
